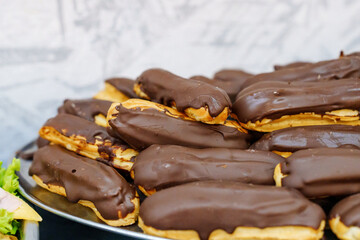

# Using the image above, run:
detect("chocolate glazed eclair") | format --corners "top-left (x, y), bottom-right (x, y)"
top-left (131, 145), bottom-right (285, 196)
top-left (107, 99), bottom-right (249, 150)
top-left (29, 145), bottom-right (139, 226)
top-left (274, 148), bottom-right (360, 198)
top-left (94, 77), bottom-right (137, 103)
top-left (233, 78), bottom-right (360, 132)
top-left (190, 69), bottom-right (253, 102)
top-left (329, 193), bottom-right (360, 240)
top-left (58, 98), bottom-right (113, 127)
top-left (39, 113), bottom-right (138, 171)
top-left (139, 181), bottom-right (325, 240)
top-left (241, 56), bottom-right (360, 90)
top-left (134, 68), bottom-right (231, 124)
top-left (274, 61), bottom-right (311, 71)
top-left (251, 125), bottom-right (360, 158)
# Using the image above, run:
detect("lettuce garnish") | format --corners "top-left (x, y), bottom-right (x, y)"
top-left (0, 158), bottom-right (22, 238)
top-left (0, 209), bottom-right (21, 235)
top-left (0, 158), bottom-right (20, 195)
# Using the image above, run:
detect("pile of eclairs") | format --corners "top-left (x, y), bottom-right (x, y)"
top-left (27, 50), bottom-right (360, 240)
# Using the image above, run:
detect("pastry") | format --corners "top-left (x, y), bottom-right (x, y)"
top-left (29, 145), bottom-right (139, 226)
top-left (213, 69), bottom-right (253, 82)
top-left (139, 181), bottom-right (325, 240)
top-left (191, 69), bottom-right (253, 102)
top-left (131, 144), bottom-right (285, 196)
top-left (58, 98), bottom-right (113, 127)
top-left (251, 125), bottom-right (360, 157)
top-left (107, 99), bottom-right (249, 150)
top-left (274, 148), bottom-right (360, 198)
top-left (134, 68), bottom-right (231, 124)
top-left (39, 113), bottom-right (138, 171)
top-left (274, 61), bottom-right (311, 70)
top-left (94, 77), bottom-right (137, 102)
top-left (329, 193), bottom-right (360, 240)
top-left (190, 74), bottom-right (247, 102)
top-left (241, 56), bottom-right (360, 90)
top-left (233, 78), bottom-right (360, 132)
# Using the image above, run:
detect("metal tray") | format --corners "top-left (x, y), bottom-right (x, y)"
top-left (17, 141), bottom-right (167, 240)
top-left (17, 141), bottom-right (338, 240)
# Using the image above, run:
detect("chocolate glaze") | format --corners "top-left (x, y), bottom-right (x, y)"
top-left (29, 145), bottom-right (136, 219)
top-left (251, 125), bottom-right (360, 152)
top-left (108, 105), bottom-right (249, 150)
top-left (241, 57), bottom-right (360, 90)
top-left (190, 75), bottom-right (238, 102)
top-left (135, 68), bottom-right (231, 117)
top-left (43, 114), bottom-right (128, 162)
top-left (57, 98), bottom-right (112, 122)
top-left (133, 145), bottom-right (285, 190)
top-left (344, 51), bottom-right (360, 58)
top-left (330, 193), bottom-right (360, 227)
top-left (281, 148), bottom-right (360, 198)
top-left (233, 78), bottom-right (360, 123)
top-left (140, 181), bottom-right (325, 240)
top-left (105, 77), bottom-right (138, 98)
top-left (213, 69), bottom-right (253, 82)
top-left (44, 113), bottom-right (124, 145)
top-left (36, 136), bottom-right (49, 148)
top-left (274, 61), bottom-right (311, 71)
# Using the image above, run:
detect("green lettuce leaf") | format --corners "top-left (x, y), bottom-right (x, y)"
top-left (0, 158), bottom-right (20, 195)
top-left (0, 209), bottom-right (21, 235)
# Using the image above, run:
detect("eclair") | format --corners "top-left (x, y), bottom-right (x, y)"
top-left (131, 144), bottom-right (285, 196)
top-left (274, 61), bottom-right (311, 71)
top-left (58, 98), bottom-right (113, 127)
top-left (251, 125), bottom-right (360, 158)
top-left (94, 77), bottom-right (137, 102)
top-left (329, 193), bottom-right (360, 240)
top-left (213, 69), bottom-right (253, 83)
top-left (139, 181), bottom-right (325, 240)
top-left (134, 68), bottom-right (231, 124)
top-left (233, 78), bottom-right (360, 132)
top-left (274, 148), bottom-right (360, 198)
top-left (39, 113), bottom-right (138, 171)
top-left (29, 145), bottom-right (139, 226)
top-left (190, 69), bottom-right (253, 102)
top-left (107, 99), bottom-right (249, 150)
top-left (241, 57), bottom-right (360, 90)
top-left (191, 73), bottom-right (250, 102)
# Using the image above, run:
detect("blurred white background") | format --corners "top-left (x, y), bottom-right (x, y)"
top-left (1, 0), bottom-right (360, 163)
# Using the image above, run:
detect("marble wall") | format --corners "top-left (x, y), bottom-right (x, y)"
top-left (1, 0), bottom-right (360, 163)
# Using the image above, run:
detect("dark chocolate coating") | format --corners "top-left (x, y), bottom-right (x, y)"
top-left (344, 51), bottom-right (360, 58)
top-left (44, 113), bottom-right (124, 145)
top-left (140, 181), bottom-right (325, 240)
top-left (251, 125), bottom-right (360, 152)
top-left (57, 98), bottom-right (112, 122)
top-left (190, 74), bottom-right (246, 102)
top-left (330, 193), bottom-right (360, 227)
top-left (233, 78), bottom-right (360, 123)
top-left (132, 145), bottom-right (285, 190)
top-left (281, 148), bottom-right (360, 198)
top-left (213, 69), bottom-right (253, 82)
top-left (105, 77), bottom-right (138, 98)
top-left (135, 68), bottom-right (231, 117)
top-left (241, 57), bottom-right (360, 90)
top-left (36, 136), bottom-right (49, 148)
top-left (43, 114), bottom-right (128, 163)
top-left (29, 145), bottom-right (136, 219)
top-left (108, 105), bottom-right (249, 150)
top-left (274, 61), bottom-right (311, 71)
